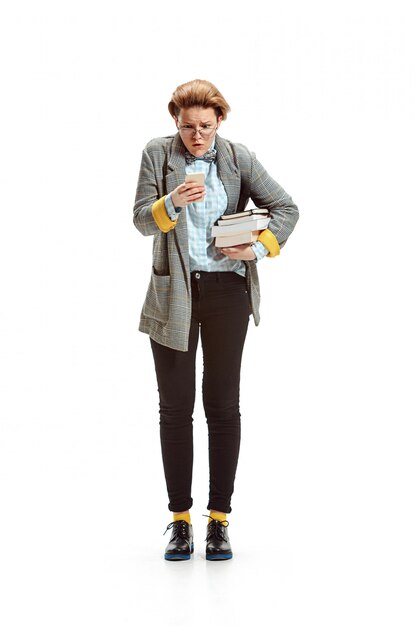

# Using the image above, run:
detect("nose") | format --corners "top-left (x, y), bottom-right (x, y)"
top-left (192, 128), bottom-right (203, 137)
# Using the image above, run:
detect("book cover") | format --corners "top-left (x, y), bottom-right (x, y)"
top-left (212, 216), bottom-right (270, 236)
top-left (214, 230), bottom-right (261, 247)
top-left (217, 213), bottom-right (269, 227)
top-left (219, 208), bottom-right (269, 221)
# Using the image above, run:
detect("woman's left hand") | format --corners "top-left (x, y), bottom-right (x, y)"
top-left (218, 244), bottom-right (256, 261)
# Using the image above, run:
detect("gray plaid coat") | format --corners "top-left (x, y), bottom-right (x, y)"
top-left (133, 133), bottom-right (299, 351)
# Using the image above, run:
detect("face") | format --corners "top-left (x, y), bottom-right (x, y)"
top-left (175, 106), bottom-right (222, 157)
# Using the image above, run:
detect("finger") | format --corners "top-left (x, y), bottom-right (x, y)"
top-left (187, 187), bottom-right (205, 195)
top-left (188, 187), bottom-right (205, 195)
top-left (187, 191), bottom-right (206, 201)
top-left (184, 182), bottom-right (204, 191)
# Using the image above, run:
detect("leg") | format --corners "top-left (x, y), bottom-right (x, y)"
top-left (199, 275), bottom-right (250, 513)
top-left (150, 318), bottom-right (199, 512)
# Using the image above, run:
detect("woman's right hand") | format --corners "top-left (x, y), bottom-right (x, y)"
top-left (171, 182), bottom-right (205, 208)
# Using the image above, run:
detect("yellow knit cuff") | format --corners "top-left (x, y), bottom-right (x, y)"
top-left (151, 196), bottom-right (177, 233)
top-left (258, 228), bottom-right (280, 257)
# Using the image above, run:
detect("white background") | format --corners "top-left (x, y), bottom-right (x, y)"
top-left (1, 0), bottom-right (416, 624)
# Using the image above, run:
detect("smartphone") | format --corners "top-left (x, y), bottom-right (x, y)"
top-left (184, 173), bottom-right (205, 203)
top-left (185, 173), bottom-right (206, 186)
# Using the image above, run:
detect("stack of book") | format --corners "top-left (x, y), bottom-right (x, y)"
top-left (212, 208), bottom-right (271, 247)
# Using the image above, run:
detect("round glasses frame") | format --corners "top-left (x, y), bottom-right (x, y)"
top-left (177, 124), bottom-right (218, 139)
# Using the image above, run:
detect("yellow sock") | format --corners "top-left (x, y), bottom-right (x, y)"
top-left (209, 510), bottom-right (227, 526)
top-left (173, 511), bottom-right (191, 525)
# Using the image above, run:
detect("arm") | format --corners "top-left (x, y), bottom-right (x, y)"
top-left (133, 149), bottom-right (174, 237)
top-left (250, 154), bottom-right (299, 256)
top-left (220, 151), bottom-right (299, 261)
top-left (133, 148), bottom-right (205, 236)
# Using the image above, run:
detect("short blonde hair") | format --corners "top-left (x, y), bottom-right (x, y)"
top-left (168, 79), bottom-right (231, 120)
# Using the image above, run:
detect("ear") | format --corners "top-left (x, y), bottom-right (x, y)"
top-left (217, 115), bottom-right (223, 129)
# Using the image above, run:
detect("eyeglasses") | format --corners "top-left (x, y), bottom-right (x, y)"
top-left (177, 124), bottom-right (218, 138)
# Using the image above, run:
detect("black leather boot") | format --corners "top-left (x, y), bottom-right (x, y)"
top-left (163, 520), bottom-right (194, 560)
top-left (205, 516), bottom-right (233, 560)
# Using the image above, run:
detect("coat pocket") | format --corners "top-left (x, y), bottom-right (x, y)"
top-left (142, 272), bottom-right (171, 324)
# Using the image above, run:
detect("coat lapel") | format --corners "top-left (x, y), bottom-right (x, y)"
top-left (166, 134), bottom-right (190, 282)
top-left (215, 135), bottom-right (241, 215)
top-left (166, 133), bottom-right (186, 192)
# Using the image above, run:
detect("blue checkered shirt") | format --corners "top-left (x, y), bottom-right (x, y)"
top-left (164, 142), bottom-right (268, 275)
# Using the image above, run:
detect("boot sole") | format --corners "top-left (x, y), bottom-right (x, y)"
top-left (206, 553), bottom-right (233, 560)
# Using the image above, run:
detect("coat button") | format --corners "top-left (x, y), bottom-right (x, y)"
top-left (195, 272), bottom-right (200, 279)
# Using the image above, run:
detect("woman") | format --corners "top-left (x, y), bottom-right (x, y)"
top-left (133, 79), bottom-right (299, 560)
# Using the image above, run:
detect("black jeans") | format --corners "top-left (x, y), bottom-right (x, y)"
top-left (150, 271), bottom-right (250, 514)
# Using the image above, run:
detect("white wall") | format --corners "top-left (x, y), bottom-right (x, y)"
top-left (1, 1), bottom-right (416, 624)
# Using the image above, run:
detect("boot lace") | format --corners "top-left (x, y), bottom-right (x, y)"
top-left (163, 520), bottom-right (190, 541)
top-left (203, 515), bottom-right (230, 542)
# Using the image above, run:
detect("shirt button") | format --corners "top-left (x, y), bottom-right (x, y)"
top-left (195, 272), bottom-right (200, 279)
